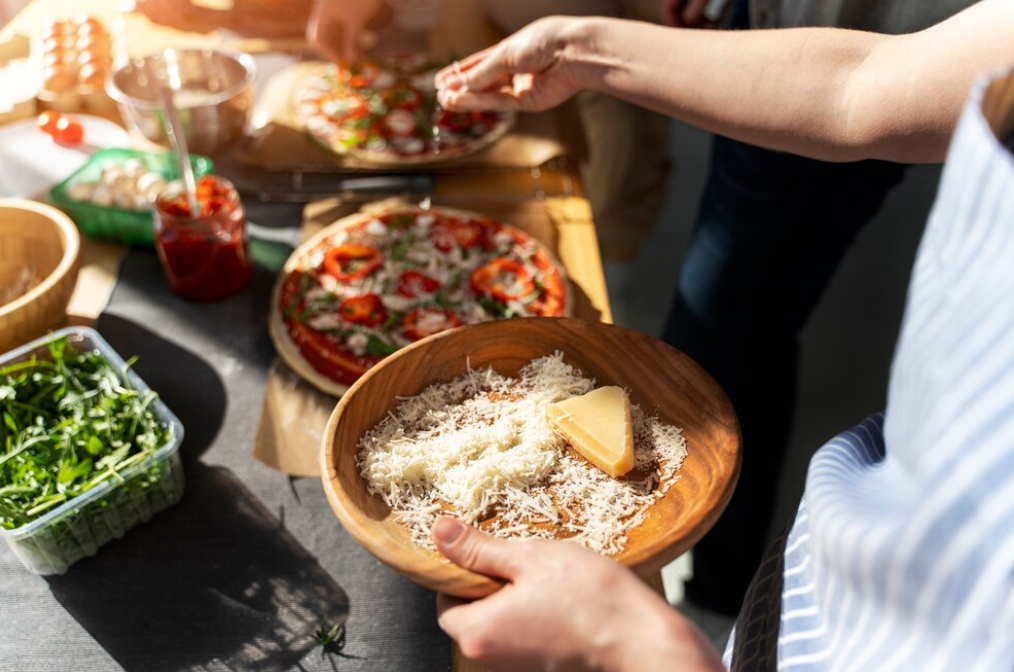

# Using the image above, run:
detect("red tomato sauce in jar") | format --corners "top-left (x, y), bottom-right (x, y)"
top-left (154, 176), bottom-right (252, 301)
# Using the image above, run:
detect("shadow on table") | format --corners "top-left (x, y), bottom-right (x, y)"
top-left (47, 466), bottom-right (350, 672)
top-left (50, 316), bottom-right (349, 671)
top-left (96, 313), bottom-right (227, 468)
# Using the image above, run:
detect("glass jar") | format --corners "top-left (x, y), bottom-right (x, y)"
top-left (153, 176), bottom-right (252, 301)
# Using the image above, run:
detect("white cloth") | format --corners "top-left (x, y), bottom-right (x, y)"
top-left (726, 68), bottom-right (1014, 670)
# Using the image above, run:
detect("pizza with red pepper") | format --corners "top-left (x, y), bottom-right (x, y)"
top-left (269, 202), bottom-right (570, 396)
top-left (295, 55), bottom-right (514, 165)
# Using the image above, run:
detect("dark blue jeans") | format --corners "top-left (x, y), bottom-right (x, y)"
top-left (663, 63), bottom-right (909, 614)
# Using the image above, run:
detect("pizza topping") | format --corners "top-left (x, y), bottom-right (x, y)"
top-left (402, 307), bottom-right (461, 341)
top-left (385, 108), bottom-right (417, 136)
top-left (338, 294), bottom-right (387, 327)
top-left (324, 244), bottom-right (383, 282)
top-left (302, 57), bottom-right (510, 161)
top-left (279, 207), bottom-right (568, 390)
top-left (471, 258), bottom-right (536, 303)
top-left (432, 219), bottom-right (484, 252)
top-left (396, 269), bottom-right (440, 298)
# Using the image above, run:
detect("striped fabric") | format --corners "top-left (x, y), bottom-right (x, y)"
top-left (725, 68), bottom-right (1014, 670)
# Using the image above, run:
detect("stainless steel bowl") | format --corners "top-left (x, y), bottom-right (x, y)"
top-left (107, 49), bottom-right (256, 156)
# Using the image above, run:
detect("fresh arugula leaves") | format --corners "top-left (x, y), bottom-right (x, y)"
top-left (365, 335), bottom-right (400, 357)
top-left (0, 337), bottom-right (171, 530)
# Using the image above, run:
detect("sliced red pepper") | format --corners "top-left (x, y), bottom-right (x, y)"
top-left (470, 258), bottom-right (536, 303)
top-left (402, 307), bottom-right (460, 341)
top-left (396, 270), bottom-right (440, 298)
top-left (338, 294), bottom-right (387, 327)
top-left (438, 110), bottom-right (493, 132)
top-left (323, 244), bottom-right (383, 282)
top-left (432, 219), bottom-right (484, 252)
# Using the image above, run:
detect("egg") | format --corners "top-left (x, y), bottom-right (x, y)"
top-left (76, 17), bottom-right (106, 36)
top-left (42, 37), bottom-right (64, 54)
top-left (78, 63), bottom-right (105, 89)
top-left (76, 34), bottom-right (109, 57)
top-left (91, 184), bottom-right (115, 207)
top-left (67, 182), bottom-right (95, 202)
top-left (77, 49), bottom-right (108, 68)
top-left (113, 191), bottom-right (136, 210)
top-left (41, 68), bottom-right (75, 93)
top-left (136, 172), bottom-right (166, 200)
top-left (122, 158), bottom-right (147, 177)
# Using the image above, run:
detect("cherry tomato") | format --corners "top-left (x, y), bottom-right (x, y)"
top-left (338, 294), bottom-right (387, 327)
top-left (37, 110), bottom-right (63, 136)
top-left (323, 244), bottom-right (383, 283)
top-left (53, 116), bottom-right (84, 145)
top-left (432, 219), bottom-right (484, 252)
top-left (470, 258), bottom-right (536, 302)
top-left (402, 307), bottom-right (460, 341)
top-left (395, 270), bottom-right (440, 298)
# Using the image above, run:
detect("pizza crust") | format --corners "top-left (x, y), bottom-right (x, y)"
top-left (269, 200), bottom-right (573, 398)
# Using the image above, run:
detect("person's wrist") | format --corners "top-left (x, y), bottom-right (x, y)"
top-left (557, 16), bottom-right (617, 93)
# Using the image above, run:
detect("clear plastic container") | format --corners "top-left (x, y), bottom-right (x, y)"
top-left (0, 327), bottom-right (185, 574)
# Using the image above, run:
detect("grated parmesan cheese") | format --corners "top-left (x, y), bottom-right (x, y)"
top-left (357, 353), bottom-right (689, 555)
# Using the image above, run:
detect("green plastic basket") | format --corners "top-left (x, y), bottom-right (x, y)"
top-left (48, 148), bottom-right (214, 247)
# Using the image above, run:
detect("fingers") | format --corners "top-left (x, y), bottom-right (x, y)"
top-left (432, 517), bottom-right (524, 580)
top-left (438, 86), bottom-right (521, 112)
top-left (340, 20), bottom-right (360, 63)
top-left (435, 46), bottom-right (497, 90)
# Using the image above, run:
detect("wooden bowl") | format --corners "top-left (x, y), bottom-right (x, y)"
top-left (321, 317), bottom-right (741, 598)
top-left (0, 199), bottom-right (81, 354)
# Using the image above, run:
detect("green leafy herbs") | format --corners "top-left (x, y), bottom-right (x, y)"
top-left (365, 335), bottom-right (401, 357)
top-left (0, 337), bottom-right (171, 530)
top-left (389, 234), bottom-right (415, 260)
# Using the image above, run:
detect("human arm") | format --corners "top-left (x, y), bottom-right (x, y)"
top-left (432, 518), bottom-right (724, 672)
top-left (307, 0), bottom-right (383, 62)
top-left (437, 0), bottom-right (1014, 163)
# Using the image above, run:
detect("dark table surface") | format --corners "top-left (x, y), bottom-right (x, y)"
top-left (0, 203), bottom-right (452, 672)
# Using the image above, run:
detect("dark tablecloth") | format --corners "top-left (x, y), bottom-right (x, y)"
top-left (0, 209), bottom-right (452, 672)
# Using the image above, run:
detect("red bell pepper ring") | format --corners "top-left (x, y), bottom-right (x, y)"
top-left (338, 294), bottom-right (387, 327)
top-left (402, 307), bottom-right (461, 341)
top-left (470, 258), bottom-right (536, 303)
top-left (432, 219), bottom-right (484, 252)
top-left (396, 270), bottom-right (441, 298)
top-left (323, 244), bottom-right (383, 282)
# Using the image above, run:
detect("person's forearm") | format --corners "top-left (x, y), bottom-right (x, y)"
top-left (565, 18), bottom-right (889, 162)
top-left (564, 2), bottom-right (1014, 164)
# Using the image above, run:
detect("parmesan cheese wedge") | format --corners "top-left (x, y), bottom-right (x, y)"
top-left (546, 386), bottom-right (635, 478)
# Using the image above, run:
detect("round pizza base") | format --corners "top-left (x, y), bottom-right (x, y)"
top-left (269, 200), bottom-right (573, 398)
top-left (293, 66), bottom-right (516, 168)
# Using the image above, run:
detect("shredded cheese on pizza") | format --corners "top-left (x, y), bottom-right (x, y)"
top-left (357, 353), bottom-right (689, 555)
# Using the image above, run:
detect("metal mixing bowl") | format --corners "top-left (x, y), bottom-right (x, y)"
top-left (107, 49), bottom-right (256, 156)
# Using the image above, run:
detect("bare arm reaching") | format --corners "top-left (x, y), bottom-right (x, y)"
top-left (436, 0), bottom-right (1014, 162)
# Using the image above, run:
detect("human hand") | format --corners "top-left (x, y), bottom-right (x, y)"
top-left (661, 0), bottom-right (716, 28)
top-left (434, 16), bottom-right (587, 113)
top-left (134, 0), bottom-right (220, 33)
top-left (432, 518), bottom-right (725, 672)
top-left (307, 0), bottom-right (382, 63)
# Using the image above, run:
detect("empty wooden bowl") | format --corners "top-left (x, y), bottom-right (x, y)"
top-left (0, 199), bottom-right (80, 354)
top-left (321, 317), bottom-right (741, 598)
